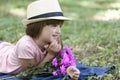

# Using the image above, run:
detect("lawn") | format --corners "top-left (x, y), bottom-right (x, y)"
top-left (0, 0), bottom-right (120, 80)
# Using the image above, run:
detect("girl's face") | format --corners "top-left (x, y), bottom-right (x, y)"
top-left (39, 24), bottom-right (61, 44)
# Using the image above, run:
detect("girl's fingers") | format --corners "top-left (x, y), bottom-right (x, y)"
top-left (67, 67), bottom-right (80, 80)
top-left (74, 71), bottom-right (80, 75)
top-left (49, 41), bottom-right (55, 48)
top-left (58, 44), bottom-right (61, 51)
top-left (44, 45), bottom-right (49, 49)
top-left (48, 41), bottom-right (55, 52)
top-left (47, 40), bottom-right (62, 53)
top-left (58, 37), bottom-right (61, 44)
top-left (50, 40), bottom-right (57, 48)
top-left (54, 40), bottom-right (61, 50)
top-left (72, 76), bottom-right (78, 80)
top-left (50, 41), bottom-right (58, 52)
top-left (71, 71), bottom-right (80, 80)
top-left (72, 74), bottom-right (79, 80)
top-left (56, 45), bottom-right (61, 52)
top-left (54, 41), bottom-right (58, 49)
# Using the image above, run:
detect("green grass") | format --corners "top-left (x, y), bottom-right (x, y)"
top-left (0, 0), bottom-right (120, 79)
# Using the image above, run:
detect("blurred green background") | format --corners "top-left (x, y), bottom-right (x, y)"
top-left (0, 0), bottom-right (120, 79)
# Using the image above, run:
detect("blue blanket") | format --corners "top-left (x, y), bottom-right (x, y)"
top-left (0, 63), bottom-right (116, 80)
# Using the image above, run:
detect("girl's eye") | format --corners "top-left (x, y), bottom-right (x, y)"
top-left (52, 24), bottom-right (58, 27)
top-left (51, 24), bottom-right (62, 28)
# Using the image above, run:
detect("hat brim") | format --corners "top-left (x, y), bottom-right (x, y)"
top-left (22, 16), bottom-right (71, 26)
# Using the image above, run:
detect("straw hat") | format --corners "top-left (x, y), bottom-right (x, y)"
top-left (22, 0), bottom-right (71, 25)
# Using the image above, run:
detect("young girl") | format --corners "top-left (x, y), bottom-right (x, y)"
top-left (0, 0), bottom-right (80, 80)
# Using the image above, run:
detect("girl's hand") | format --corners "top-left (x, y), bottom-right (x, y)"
top-left (44, 39), bottom-right (61, 54)
top-left (67, 66), bottom-right (80, 80)
top-left (39, 40), bottom-right (61, 66)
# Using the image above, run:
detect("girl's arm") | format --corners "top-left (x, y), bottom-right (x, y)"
top-left (19, 58), bottom-right (36, 69)
top-left (39, 40), bottom-right (61, 66)
top-left (19, 40), bottom-right (61, 69)
top-left (19, 38), bottom-right (62, 69)
top-left (38, 52), bottom-right (55, 66)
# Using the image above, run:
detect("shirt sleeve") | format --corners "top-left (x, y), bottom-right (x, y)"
top-left (16, 42), bottom-right (35, 59)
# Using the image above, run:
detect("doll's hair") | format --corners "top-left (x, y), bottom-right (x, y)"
top-left (26, 19), bottom-right (64, 38)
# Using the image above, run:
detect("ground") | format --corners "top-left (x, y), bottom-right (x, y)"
top-left (0, 0), bottom-right (120, 80)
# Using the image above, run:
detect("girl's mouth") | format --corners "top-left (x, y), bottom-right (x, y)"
top-left (52, 35), bottom-right (59, 40)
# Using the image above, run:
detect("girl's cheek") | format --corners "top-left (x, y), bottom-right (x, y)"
top-left (50, 36), bottom-right (54, 42)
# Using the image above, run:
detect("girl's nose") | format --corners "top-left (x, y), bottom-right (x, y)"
top-left (55, 25), bottom-right (61, 34)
